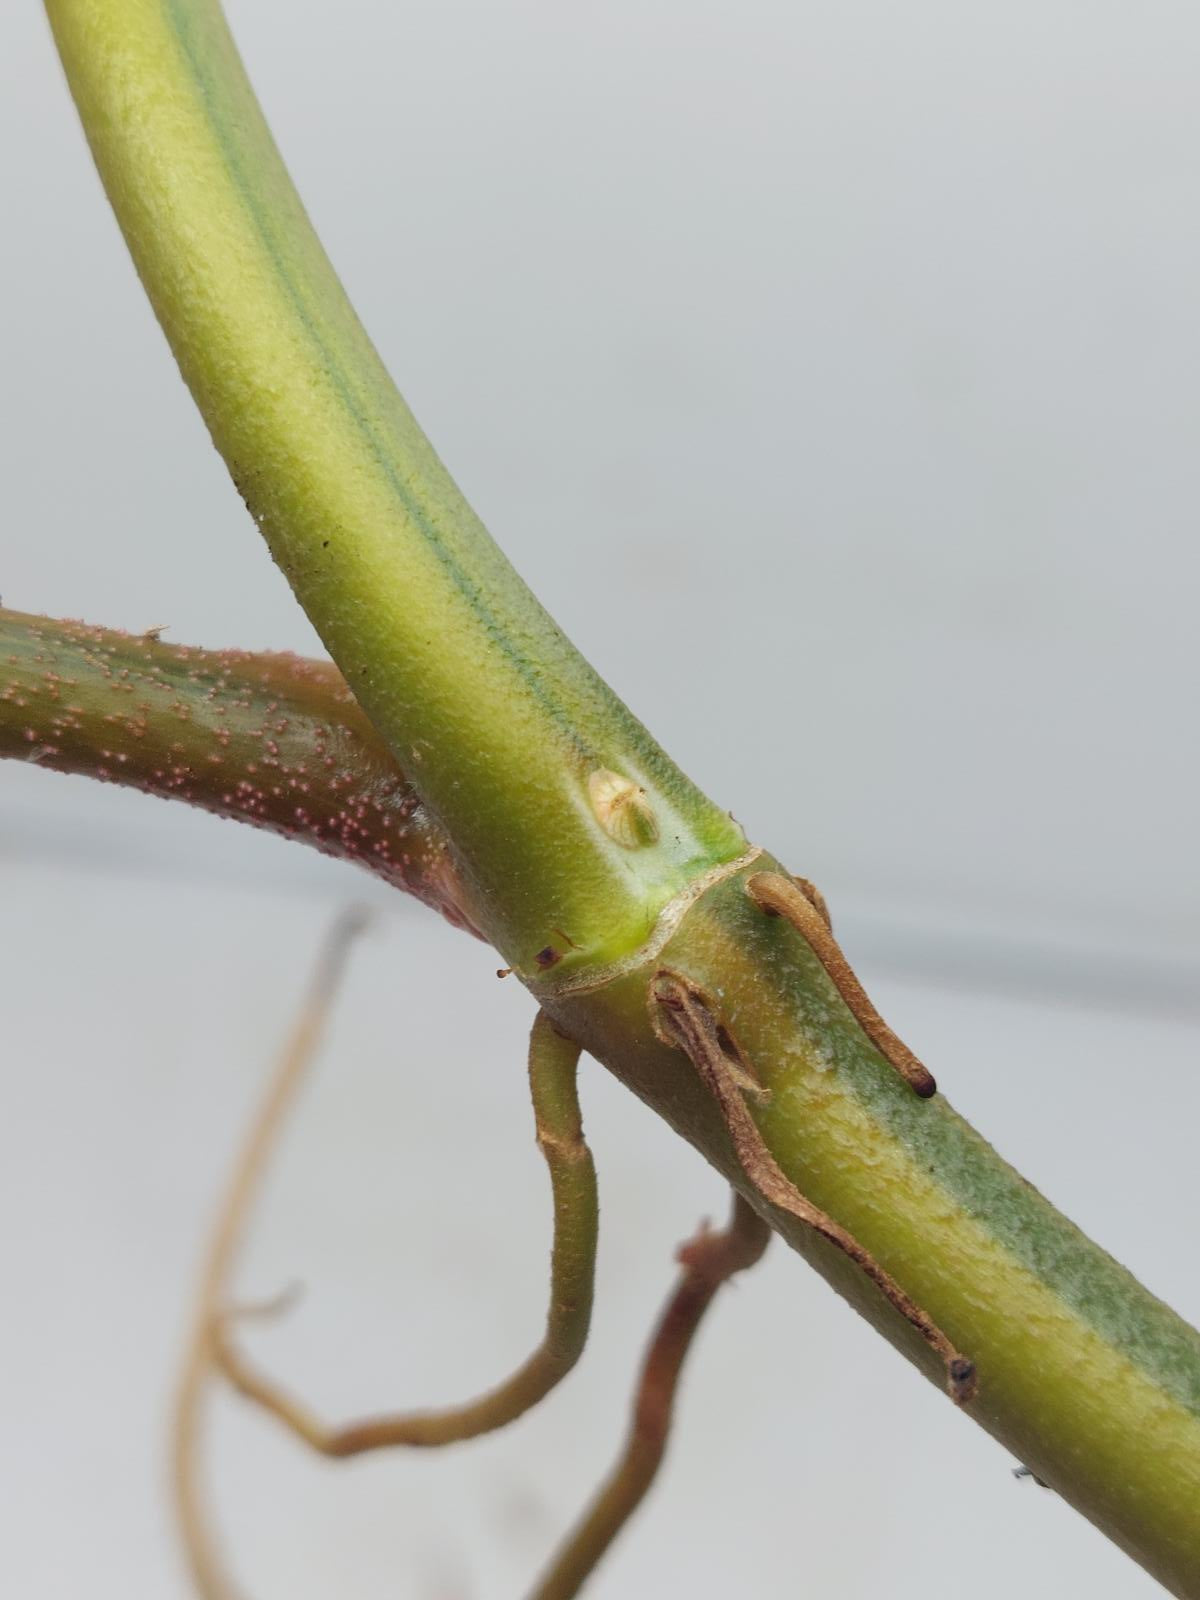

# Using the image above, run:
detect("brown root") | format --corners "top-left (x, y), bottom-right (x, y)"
top-left (172, 908), bottom-right (370, 1600)
top-left (652, 970), bottom-right (975, 1405)
top-left (529, 1192), bottom-right (770, 1600)
top-left (747, 871), bottom-right (937, 1098)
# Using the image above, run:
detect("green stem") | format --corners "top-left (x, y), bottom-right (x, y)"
top-left (43, 0), bottom-right (743, 979)
top-left (547, 867), bottom-right (1200, 1594)
top-left (0, 606), bottom-right (477, 930)
top-left (40, 3), bottom-right (1200, 1593)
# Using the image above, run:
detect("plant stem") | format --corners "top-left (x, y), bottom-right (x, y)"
top-left (0, 606), bottom-right (478, 930)
top-left (43, 0), bottom-right (744, 980)
top-left (40, 2), bottom-right (1200, 1591)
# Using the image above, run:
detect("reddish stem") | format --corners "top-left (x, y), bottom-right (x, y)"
top-left (0, 607), bottom-right (480, 934)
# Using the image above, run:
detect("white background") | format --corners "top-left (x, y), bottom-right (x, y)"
top-left (1, 3), bottom-right (1197, 1597)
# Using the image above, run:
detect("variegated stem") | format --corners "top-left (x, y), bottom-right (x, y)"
top-left (39, 2), bottom-right (1200, 1591)
top-left (43, 0), bottom-right (745, 980)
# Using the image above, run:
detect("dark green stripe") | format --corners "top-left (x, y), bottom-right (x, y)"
top-left (160, 0), bottom-right (596, 757)
top-left (793, 947), bottom-right (1200, 1415)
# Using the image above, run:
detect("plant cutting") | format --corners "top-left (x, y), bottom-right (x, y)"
top-left (4, 2), bottom-right (1198, 1595)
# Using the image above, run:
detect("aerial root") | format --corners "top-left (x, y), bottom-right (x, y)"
top-left (173, 915), bottom-right (602, 1596)
top-left (209, 1007), bottom-right (598, 1454)
top-left (173, 906), bottom-right (370, 1600)
top-left (746, 870), bottom-right (937, 1098)
top-left (652, 970), bottom-right (976, 1406)
top-left (528, 1191), bottom-right (770, 1600)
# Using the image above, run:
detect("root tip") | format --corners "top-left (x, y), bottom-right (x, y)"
top-left (948, 1357), bottom-right (977, 1405)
